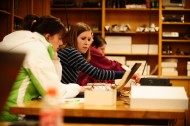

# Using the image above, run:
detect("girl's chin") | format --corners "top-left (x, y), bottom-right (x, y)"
top-left (81, 50), bottom-right (88, 54)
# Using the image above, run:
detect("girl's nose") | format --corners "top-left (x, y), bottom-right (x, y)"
top-left (59, 40), bottom-right (63, 45)
top-left (84, 40), bottom-right (89, 44)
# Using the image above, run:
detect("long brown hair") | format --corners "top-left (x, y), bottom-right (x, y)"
top-left (66, 22), bottom-right (93, 61)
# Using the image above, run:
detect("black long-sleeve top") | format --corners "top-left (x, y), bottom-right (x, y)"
top-left (58, 47), bottom-right (124, 84)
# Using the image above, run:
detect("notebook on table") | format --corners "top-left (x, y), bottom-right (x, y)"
top-left (0, 51), bottom-right (25, 114)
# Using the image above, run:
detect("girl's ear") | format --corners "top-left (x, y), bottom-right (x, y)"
top-left (44, 33), bottom-right (51, 40)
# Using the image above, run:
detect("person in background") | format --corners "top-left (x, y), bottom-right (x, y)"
top-left (77, 35), bottom-right (126, 85)
top-left (58, 22), bottom-right (125, 85)
top-left (0, 14), bottom-right (83, 122)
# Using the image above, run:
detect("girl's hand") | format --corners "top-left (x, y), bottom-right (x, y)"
top-left (131, 73), bottom-right (141, 83)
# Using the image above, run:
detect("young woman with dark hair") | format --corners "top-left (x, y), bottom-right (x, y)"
top-left (0, 15), bottom-right (83, 121)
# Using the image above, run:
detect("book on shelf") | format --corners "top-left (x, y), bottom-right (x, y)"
top-left (162, 67), bottom-right (177, 72)
top-left (187, 70), bottom-right (190, 76)
top-left (106, 56), bottom-right (126, 65)
top-left (187, 64), bottom-right (190, 70)
top-left (162, 70), bottom-right (178, 76)
top-left (187, 62), bottom-right (190, 76)
top-left (162, 61), bottom-right (177, 68)
top-left (105, 36), bottom-right (132, 54)
top-left (187, 61), bottom-right (190, 65)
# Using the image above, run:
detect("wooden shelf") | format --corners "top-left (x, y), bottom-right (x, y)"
top-left (162, 39), bottom-right (190, 42)
top-left (162, 55), bottom-right (190, 58)
top-left (161, 76), bottom-right (190, 79)
top-left (0, 0), bottom-right (51, 43)
top-left (0, 9), bottom-right (11, 15)
top-left (106, 8), bottom-right (158, 11)
top-left (51, 8), bottom-right (101, 11)
top-left (162, 8), bottom-right (190, 11)
top-left (14, 15), bottom-right (23, 20)
top-left (162, 22), bottom-right (190, 25)
top-left (106, 31), bottom-right (158, 35)
top-left (106, 53), bottom-right (158, 56)
top-left (160, 0), bottom-right (190, 81)
top-left (93, 31), bottom-right (102, 34)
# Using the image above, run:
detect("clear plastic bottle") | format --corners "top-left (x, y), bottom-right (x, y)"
top-left (39, 88), bottom-right (62, 126)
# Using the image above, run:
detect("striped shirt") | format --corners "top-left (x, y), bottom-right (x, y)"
top-left (58, 47), bottom-right (119, 84)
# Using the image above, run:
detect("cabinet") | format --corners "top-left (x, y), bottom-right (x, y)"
top-left (159, 1), bottom-right (190, 124)
top-left (50, 0), bottom-right (159, 76)
top-left (0, 0), bottom-right (50, 41)
top-left (0, 0), bottom-right (12, 41)
top-left (104, 4), bottom-right (159, 76)
top-left (159, 0), bottom-right (190, 77)
top-left (50, 0), bottom-right (190, 78)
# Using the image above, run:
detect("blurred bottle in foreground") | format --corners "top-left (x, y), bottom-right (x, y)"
top-left (39, 88), bottom-right (62, 126)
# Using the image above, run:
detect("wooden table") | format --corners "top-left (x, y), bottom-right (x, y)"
top-left (10, 97), bottom-right (186, 126)
top-left (0, 122), bottom-right (129, 126)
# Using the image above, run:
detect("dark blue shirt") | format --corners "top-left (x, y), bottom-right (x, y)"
top-left (58, 47), bottom-right (124, 84)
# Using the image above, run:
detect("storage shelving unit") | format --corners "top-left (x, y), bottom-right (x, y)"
top-left (159, 0), bottom-right (190, 77)
top-left (0, 0), bottom-right (50, 41)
